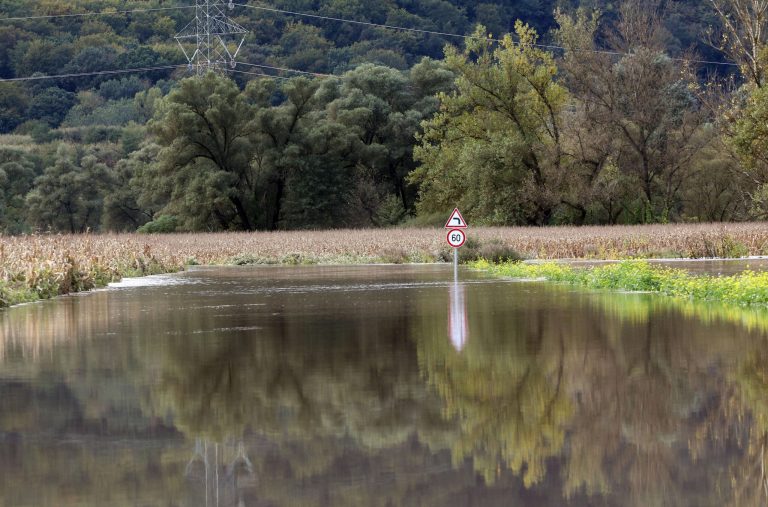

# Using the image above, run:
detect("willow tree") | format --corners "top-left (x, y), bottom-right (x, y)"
top-left (411, 22), bottom-right (568, 226)
top-left (150, 72), bottom-right (257, 230)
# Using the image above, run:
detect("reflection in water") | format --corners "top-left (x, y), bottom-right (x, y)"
top-left (3, 266), bottom-right (768, 505)
top-left (449, 281), bottom-right (468, 351)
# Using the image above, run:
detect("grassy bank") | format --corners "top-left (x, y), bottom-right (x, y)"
top-left (3, 223), bottom-right (768, 308)
top-left (471, 259), bottom-right (768, 306)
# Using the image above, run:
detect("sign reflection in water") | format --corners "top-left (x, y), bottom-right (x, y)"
top-left (449, 280), bottom-right (468, 351)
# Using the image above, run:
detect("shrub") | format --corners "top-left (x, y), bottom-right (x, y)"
top-left (137, 215), bottom-right (178, 234)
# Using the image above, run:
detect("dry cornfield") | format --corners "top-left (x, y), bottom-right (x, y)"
top-left (3, 223), bottom-right (768, 306)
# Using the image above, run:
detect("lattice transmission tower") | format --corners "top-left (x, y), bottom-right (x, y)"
top-left (175, 1), bottom-right (248, 75)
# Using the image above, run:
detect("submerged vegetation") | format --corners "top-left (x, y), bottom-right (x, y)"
top-left (3, 222), bottom-right (768, 308)
top-left (472, 259), bottom-right (768, 307)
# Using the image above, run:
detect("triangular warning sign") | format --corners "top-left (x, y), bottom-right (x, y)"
top-left (444, 208), bottom-right (468, 229)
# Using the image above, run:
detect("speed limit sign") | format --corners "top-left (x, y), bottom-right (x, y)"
top-left (447, 229), bottom-right (466, 248)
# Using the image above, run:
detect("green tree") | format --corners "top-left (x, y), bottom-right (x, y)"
top-left (411, 23), bottom-right (568, 225)
top-left (27, 87), bottom-right (76, 128)
top-left (61, 46), bottom-right (118, 91)
top-left (11, 39), bottom-right (73, 78)
top-left (330, 61), bottom-right (452, 224)
top-left (150, 72), bottom-right (257, 230)
top-left (25, 145), bottom-right (108, 233)
top-left (102, 152), bottom-right (154, 231)
top-left (0, 148), bottom-right (38, 233)
top-left (248, 77), bottom-right (353, 229)
top-left (0, 82), bottom-right (29, 133)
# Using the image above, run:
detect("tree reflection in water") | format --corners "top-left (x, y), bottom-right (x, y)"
top-left (415, 285), bottom-right (768, 506)
top-left (4, 272), bottom-right (768, 505)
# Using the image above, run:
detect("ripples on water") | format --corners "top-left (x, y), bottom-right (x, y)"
top-left (1, 264), bottom-right (768, 506)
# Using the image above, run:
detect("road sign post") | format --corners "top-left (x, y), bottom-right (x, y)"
top-left (444, 209), bottom-right (468, 282)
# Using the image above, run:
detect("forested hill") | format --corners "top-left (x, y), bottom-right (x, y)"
top-left (0, 1), bottom-right (762, 233)
top-left (0, 0), bottom-right (725, 81)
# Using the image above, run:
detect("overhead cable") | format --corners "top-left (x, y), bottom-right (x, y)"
top-left (229, 69), bottom-right (296, 81)
top-left (236, 62), bottom-right (336, 78)
top-left (0, 64), bottom-right (186, 83)
top-left (234, 2), bottom-right (739, 67)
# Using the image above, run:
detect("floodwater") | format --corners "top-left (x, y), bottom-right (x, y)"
top-left (1, 264), bottom-right (768, 506)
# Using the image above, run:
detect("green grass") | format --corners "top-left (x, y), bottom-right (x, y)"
top-left (470, 259), bottom-right (768, 306)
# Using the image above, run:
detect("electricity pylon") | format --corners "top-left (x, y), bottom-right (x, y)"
top-left (175, 1), bottom-right (248, 75)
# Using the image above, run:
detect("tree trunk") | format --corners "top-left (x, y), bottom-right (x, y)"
top-left (230, 195), bottom-right (253, 231)
top-left (267, 178), bottom-right (285, 231)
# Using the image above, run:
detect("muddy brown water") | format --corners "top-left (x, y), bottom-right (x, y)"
top-left (1, 264), bottom-right (768, 506)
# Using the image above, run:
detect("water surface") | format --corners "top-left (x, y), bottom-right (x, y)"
top-left (1, 264), bottom-right (768, 506)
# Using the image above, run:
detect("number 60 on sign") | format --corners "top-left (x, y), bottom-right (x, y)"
top-left (447, 229), bottom-right (466, 248)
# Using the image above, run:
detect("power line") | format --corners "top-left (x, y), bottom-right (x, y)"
top-left (233, 2), bottom-right (739, 68)
top-left (237, 62), bottom-right (335, 78)
top-left (236, 3), bottom-right (489, 42)
top-left (0, 5), bottom-right (196, 22)
top-left (0, 64), bottom-right (186, 83)
top-left (229, 69), bottom-right (296, 81)
top-left (0, 1), bottom-right (741, 68)
top-left (0, 61), bottom-right (334, 84)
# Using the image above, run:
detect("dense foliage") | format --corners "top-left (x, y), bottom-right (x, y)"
top-left (0, 0), bottom-right (764, 231)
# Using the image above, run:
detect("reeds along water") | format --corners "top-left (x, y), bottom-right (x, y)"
top-left (3, 221), bottom-right (768, 301)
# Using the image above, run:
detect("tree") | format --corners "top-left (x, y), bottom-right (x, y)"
top-left (0, 82), bottom-right (29, 133)
top-left (102, 152), bottom-right (154, 231)
top-left (707, 0), bottom-right (768, 87)
top-left (27, 86), bottom-right (76, 128)
top-left (248, 77), bottom-right (353, 230)
top-left (727, 83), bottom-right (768, 217)
top-left (329, 61), bottom-right (453, 224)
top-left (26, 145), bottom-right (108, 233)
top-left (277, 23), bottom-right (334, 73)
top-left (62, 46), bottom-right (119, 91)
top-left (554, 5), bottom-right (708, 223)
top-left (0, 148), bottom-right (38, 233)
top-left (411, 23), bottom-right (568, 225)
top-left (11, 39), bottom-right (73, 78)
top-left (150, 72), bottom-right (257, 231)
top-left (705, 1), bottom-right (768, 217)
top-left (148, 72), bottom-right (379, 231)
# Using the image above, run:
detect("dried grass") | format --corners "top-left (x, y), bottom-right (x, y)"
top-left (2, 223), bottom-right (768, 306)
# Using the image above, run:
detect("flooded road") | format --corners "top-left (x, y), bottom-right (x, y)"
top-left (2, 264), bottom-right (768, 506)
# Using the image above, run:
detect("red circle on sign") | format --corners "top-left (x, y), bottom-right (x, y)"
top-left (447, 229), bottom-right (466, 248)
